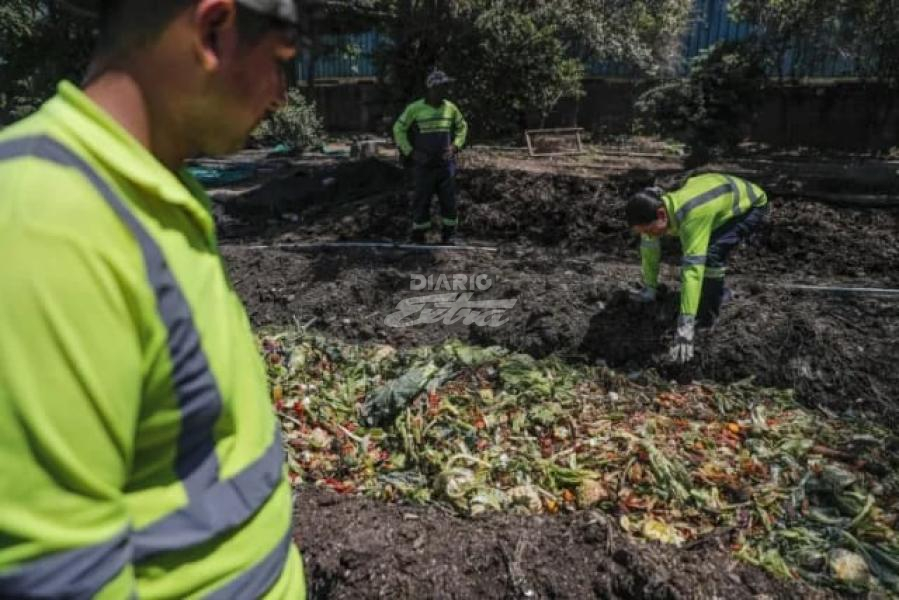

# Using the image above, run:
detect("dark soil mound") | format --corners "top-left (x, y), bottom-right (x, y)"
top-left (220, 158), bottom-right (899, 418)
top-left (225, 246), bottom-right (899, 420)
top-left (219, 158), bottom-right (898, 598)
top-left (295, 487), bottom-right (829, 600)
top-left (217, 162), bottom-right (899, 284)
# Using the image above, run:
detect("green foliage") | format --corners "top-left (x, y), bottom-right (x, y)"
top-left (730, 0), bottom-right (899, 83)
top-left (251, 89), bottom-right (324, 151)
top-left (534, 0), bottom-right (694, 75)
top-left (373, 0), bottom-right (692, 137)
top-left (0, 2), bottom-right (96, 125)
top-left (635, 42), bottom-right (768, 165)
top-left (636, 0), bottom-right (898, 161)
top-left (450, 6), bottom-right (584, 135)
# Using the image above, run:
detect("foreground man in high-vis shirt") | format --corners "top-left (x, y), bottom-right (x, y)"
top-left (0, 1), bottom-right (306, 598)
top-left (626, 173), bottom-right (769, 363)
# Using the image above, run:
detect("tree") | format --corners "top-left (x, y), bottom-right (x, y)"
top-left (369, 0), bottom-right (693, 137)
top-left (730, 0), bottom-right (899, 83)
top-left (0, 1), bottom-right (96, 124)
top-left (635, 42), bottom-right (768, 166)
top-left (530, 0), bottom-right (694, 76)
top-left (637, 0), bottom-right (899, 163)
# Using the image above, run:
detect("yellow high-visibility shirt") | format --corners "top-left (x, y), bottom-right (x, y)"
top-left (641, 173), bottom-right (767, 316)
top-left (393, 98), bottom-right (468, 158)
top-left (0, 81), bottom-right (304, 599)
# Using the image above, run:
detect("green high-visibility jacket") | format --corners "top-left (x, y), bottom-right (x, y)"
top-left (393, 99), bottom-right (468, 159)
top-left (641, 173), bottom-right (768, 317)
top-left (0, 82), bottom-right (305, 599)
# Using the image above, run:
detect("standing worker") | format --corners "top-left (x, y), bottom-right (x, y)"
top-left (393, 70), bottom-right (468, 245)
top-left (626, 173), bottom-right (769, 363)
top-left (0, 1), bottom-right (307, 598)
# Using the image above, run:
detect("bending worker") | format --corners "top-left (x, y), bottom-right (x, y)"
top-left (0, 1), bottom-right (306, 597)
top-left (393, 69), bottom-right (468, 245)
top-left (626, 173), bottom-right (769, 363)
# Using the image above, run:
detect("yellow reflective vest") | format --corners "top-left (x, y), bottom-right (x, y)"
top-left (0, 82), bottom-right (304, 599)
top-left (393, 98), bottom-right (468, 160)
top-left (641, 173), bottom-right (767, 316)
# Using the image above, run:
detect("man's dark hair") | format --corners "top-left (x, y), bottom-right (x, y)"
top-left (96, 0), bottom-right (192, 53)
top-left (625, 188), bottom-right (664, 227)
top-left (96, 0), bottom-right (292, 55)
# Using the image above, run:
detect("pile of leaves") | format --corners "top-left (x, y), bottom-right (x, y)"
top-left (261, 331), bottom-right (899, 595)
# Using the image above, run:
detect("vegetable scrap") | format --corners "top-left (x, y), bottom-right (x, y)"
top-left (260, 332), bottom-right (899, 596)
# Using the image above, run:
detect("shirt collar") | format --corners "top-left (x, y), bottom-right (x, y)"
top-left (662, 193), bottom-right (679, 235)
top-left (46, 81), bottom-right (214, 240)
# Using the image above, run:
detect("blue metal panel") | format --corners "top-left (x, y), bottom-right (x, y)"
top-left (300, 1), bottom-right (860, 81)
top-left (299, 31), bottom-right (382, 80)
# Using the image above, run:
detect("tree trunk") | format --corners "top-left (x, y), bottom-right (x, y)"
top-left (306, 19), bottom-right (318, 94)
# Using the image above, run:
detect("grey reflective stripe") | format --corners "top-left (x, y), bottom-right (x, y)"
top-left (723, 176), bottom-right (742, 216)
top-left (0, 136), bottom-right (223, 499)
top-left (416, 116), bottom-right (454, 124)
top-left (706, 266), bottom-right (727, 279)
top-left (641, 240), bottom-right (660, 249)
top-left (133, 427), bottom-right (285, 561)
top-left (745, 180), bottom-right (759, 206)
top-left (0, 528), bottom-right (130, 599)
top-left (1, 136), bottom-right (288, 581)
top-left (206, 528), bottom-right (293, 600)
top-left (673, 183), bottom-right (733, 223)
top-left (682, 255), bottom-right (707, 266)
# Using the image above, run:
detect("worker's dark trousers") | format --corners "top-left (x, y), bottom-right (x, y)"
top-left (698, 204), bottom-right (770, 326)
top-left (411, 163), bottom-right (458, 234)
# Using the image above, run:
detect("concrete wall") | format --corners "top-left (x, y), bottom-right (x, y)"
top-left (307, 78), bottom-right (899, 152)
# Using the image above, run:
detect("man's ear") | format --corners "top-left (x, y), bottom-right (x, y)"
top-left (657, 207), bottom-right (668, 223)
top-left (194, 0), bottom-right (238, 72)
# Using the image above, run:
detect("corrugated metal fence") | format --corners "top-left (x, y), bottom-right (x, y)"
top-left (299, 0), bottom-right (861, 81)
top-left (299, 31), bottom-right (383, 80)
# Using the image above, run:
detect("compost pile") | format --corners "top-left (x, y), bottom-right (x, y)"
top-left (262, 331), bottom-right (899, 596)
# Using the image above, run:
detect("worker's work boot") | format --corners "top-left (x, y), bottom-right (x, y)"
top-left (441, 226), bottom-right (457, 246)
top-left (410, 229), bottom-right (427, 245)
top-left (697, 278), bottom-right (725, 328)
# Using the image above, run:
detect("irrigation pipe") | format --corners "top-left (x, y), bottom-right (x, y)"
top-left (222, 241), bottom-right (498, 254)
top-left (779, 284), bottom-right (899, 298)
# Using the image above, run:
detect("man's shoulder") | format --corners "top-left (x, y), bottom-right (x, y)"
top-left (0, 127), bottom-right (132, 245)
top-left (681, 172), bottom-right (723, 187)
top-left (404, 98), bottom-right (427, 111)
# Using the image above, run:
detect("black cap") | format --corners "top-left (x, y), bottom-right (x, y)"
top-left (57, 0), bottom-right (301, 24)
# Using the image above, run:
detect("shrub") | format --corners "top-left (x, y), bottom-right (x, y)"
top-left (635, 42), bottom-right (767, 166)
top-left (250, 89), bottom-right (324, 151)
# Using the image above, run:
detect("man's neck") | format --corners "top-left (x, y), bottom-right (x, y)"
top-left (84, 65), bottom-right (189, 172)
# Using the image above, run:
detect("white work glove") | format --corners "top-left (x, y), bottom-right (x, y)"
top-left (631, 286), bottom-right (657, 303)
top-left (668, 315), bottom-right (695, 363)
